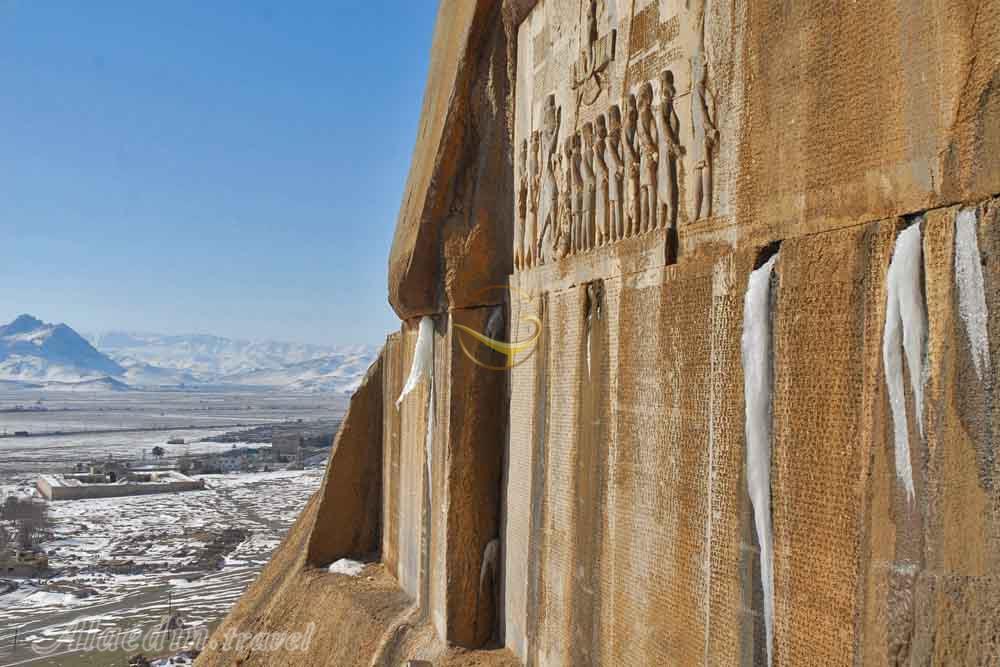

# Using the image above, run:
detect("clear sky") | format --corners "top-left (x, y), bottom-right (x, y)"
top-left (0, 1), bottom-right (437, 346)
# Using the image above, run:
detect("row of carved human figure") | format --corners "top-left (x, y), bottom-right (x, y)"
top-left (515, 62), bottom-right (717, 270)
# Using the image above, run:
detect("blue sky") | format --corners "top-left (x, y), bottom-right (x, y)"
top-left (0, 1), bottom-right (436, 346)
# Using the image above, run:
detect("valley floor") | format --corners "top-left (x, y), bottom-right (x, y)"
top-left (0, 389), bottom-right (341, 666)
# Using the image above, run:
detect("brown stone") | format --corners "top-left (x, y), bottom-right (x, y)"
top-left (206, 1), bottom-right (1000, 664)
top-left (388, 0), bottom-right (518, 320)
top-left (305, 351), bottom-right (384, 566)
top-left (380, 311), bottom-right (507, 649)
top-left (737, 1), bottom-right (1000, 244)
top-left (196, 466), bottom-right (520, 667)
top-left (441, 306), bottom-right (507, 648)
top-left (195, 494), bottom-right (413, 667)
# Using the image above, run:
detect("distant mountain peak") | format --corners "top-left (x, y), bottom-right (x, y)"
top-left (90, 330), bottom-right (378, 393)
top-left (1, 314), bottom-right (44, 336)
top-left (0, 314), bottom-right (125, 384)
top-left (0, 317), bottom-right (378, 393)
top-left (13, 313), bottom-right (42, 325)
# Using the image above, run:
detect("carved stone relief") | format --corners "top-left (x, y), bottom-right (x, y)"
top-left (536, 95), bottom-right (561, 264)
top-left (526, 131), bottom-right (541, 268)
top-left (605, 105), bottom-right (624, 242)
top-left (637, 81), bottom-right (658, 233)
top-left (689, 50), bottom-right (717, 222)
top-left (514, 0), bottom-right (725, 272)
top-left (515, 139), bottom-right (528, 270)
top-left (593, 114), bottom-right (610, 246)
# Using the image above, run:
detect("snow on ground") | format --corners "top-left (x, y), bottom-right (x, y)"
top-left (0, 431), bottom-right (244, 479)
top-left (327, 558), bottom-right (365, 577)
top-left (0, 468), bottom-right (322, 655)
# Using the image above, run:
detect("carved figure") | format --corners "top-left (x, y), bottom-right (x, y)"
top-left (605, 105), bottom-right (624, 242)
top-left (526, 130), bottom-right (541, 267)
top-left (572, 0), bottom-right (616, 106)
top-left (690, 52), bottom-right (718, 220)
top-left (556, 145), bottom-right (573, 259)
top-left (622, 94), bottom-right (641, 237)
top-left (654, 70), bottom-right (684, 235)
top-left (569, 134), bottom-right (583, 253)
top-left (537, 96), bottom-right (561, 263)
top-left (580, 124), bottom-right (596, 251)
top-left (515, 139), bottom-right (528, 270)
top-left (593, 116), bottom-right (610, 246)
top-left (587, 0), bottom-right (598, 51)
top-left (637, 82), bottom-right (659, 233)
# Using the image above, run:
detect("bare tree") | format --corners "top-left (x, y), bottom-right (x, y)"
top-left (2, 497), bottom-right (51, 550)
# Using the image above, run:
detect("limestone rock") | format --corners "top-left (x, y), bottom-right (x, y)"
top-left (737, 1), bottom-right (1000, 241)
top-left (194, 494), bottom-right (413, 667)
top-left (388, 0), bottom-right (518, 319)
top-left (194, 491), bottom-right (520, 665)
top-left (306, 351), bottom-right (384, 565)
top-left (208, 1), bottom-right (1000, 664)
top-left (440, 306), bottom-right (507, 648)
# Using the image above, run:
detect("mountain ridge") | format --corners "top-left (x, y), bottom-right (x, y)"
top-left (0, 315), bottom-right (376, 393)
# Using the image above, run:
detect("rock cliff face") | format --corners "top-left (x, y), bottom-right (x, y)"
top-left (305, 354), bottom-right (384, 566)
top-left (199, 0), bottom-right (1000, 665)
top-left (387, 0), bottom-right (526, 319)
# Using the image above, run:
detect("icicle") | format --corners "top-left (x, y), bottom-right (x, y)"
top-left (882, 223), bottom-right (926, 501)
top-left (396, 316), bottom-right (434, 409)
top-left (424, 367), bottom-right (434, 488)
top-left (955, 208), bottom-right (991, 383)
top-left (741, 253), bottom-right (778, 667)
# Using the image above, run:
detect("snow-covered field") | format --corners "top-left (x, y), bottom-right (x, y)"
top-left (0, 388), bottom-right (345, 475)
top-left (0, 388), bottom-right (338, 664)
top-left (0, 469), bottom-right (322, 662)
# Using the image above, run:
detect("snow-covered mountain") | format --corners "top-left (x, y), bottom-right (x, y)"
top-left (87, 330), bottom-right (376, 393)
top-left (0, 314), bottom-right (124, 384)
top-left (218, 352), bottom-right (376, 393)
top-left (87, 331), bottom-right (359, 378)
top-left (0, 315), bottom-right (377, 394)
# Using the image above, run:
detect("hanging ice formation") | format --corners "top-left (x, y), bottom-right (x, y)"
top-left (741, 253), bottom-right (778, 666)
top-left (882, 223), bottom-right (926, 501)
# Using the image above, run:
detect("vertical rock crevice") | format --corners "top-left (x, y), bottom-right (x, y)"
top-left (568, 280), bottom-right (608, 666)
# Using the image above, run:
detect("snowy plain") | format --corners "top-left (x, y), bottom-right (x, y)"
top-left (0, 469), bottom-right (323, 660)
top-left (0, 387), bottom-right (339, 664)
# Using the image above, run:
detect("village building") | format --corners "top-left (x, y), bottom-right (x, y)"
top-left (36, 468), bottom-right (205, 501)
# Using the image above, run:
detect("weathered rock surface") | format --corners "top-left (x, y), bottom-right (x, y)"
top-left (306, 352), bottom-right (384, 565)
top-left (439, 307), bottom-right (507, 648)
top-left (736, 0), bottom-right (1000, 243)
top-left (195, 494), bottom-right (409, 667)
top-left (195, 494), bottom-right (519, 666)
top-left (206, 0), bottom-right (1000, 664)
top-left (388, 0), bottom-right (520, 320)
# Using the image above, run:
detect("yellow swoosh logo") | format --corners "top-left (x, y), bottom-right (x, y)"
top-left (454, 315), bottom-right (542, 370)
